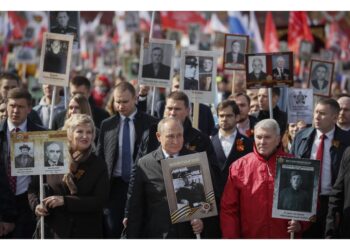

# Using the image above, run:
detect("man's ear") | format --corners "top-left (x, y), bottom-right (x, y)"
top-left (156, 132), bottom-right (161, 143)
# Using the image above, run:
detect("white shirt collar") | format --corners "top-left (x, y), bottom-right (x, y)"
top-left (218, 129), bottom-right (237, 140)
top-left (120, 109), bottom-right (137, 121)
top-left (316, 127), bottom-right (335, 140)
top-left (162, 148), bottom-right (179, 159)
top-left (7, 119), bottom-right (27, 132)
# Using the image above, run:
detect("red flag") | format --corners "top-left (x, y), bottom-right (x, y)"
top-left (160, 11), bottom-right (206, 33)
top-left (8, 12), bottom-right (27, 40)
top-left (288, 11), bottom-right (313, 54)
top-left (264, 12), bottom-right (279, 52)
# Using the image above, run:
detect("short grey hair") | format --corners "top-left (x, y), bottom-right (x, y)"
top-left (157, 117), bottom-right (183, 134)
top-left (254, 119), bottom-right (280, 136)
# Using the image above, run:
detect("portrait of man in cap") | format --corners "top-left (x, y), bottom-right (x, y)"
top-left (184, 56), bottom-right (199, 90)
top-left (15, 143), bottom-right (34, 168)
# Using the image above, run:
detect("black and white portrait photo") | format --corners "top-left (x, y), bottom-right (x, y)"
top-left (299, 40), bottom-right (313, 61)
top-left (15, 46), bottom-right (36, 64)
top-left (14, 143), bottom-right (34, 168)
top-left (50, 11), bottom-right (79, 45)
top-left (183, 56), bottom-right (199, 90)
top-left (43, 38), bottom-right (69, 74)
top-left (271, 54), bottom-right (291, 81)
top-left (139, 38), bottom-right (175, 88)
top-left (247, 55), bottom-right (267, 82)
top-left (224, 34), bottom-right (249, 70)
top-left (125, 11), bottom-right (140, 32)
top-left (277, 170), bottom-right (312, 212)
top-left (44, 141), bottom-right (64, 167)
top-left (308, 60), bottom-right (334, 97)
top-left (172, 166), bottom-right (206, 209)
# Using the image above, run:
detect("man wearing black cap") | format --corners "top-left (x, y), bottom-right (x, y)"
top-left (15, 144), bottom-right (34, 169)
top-left (184, 56), bottom-right (199, 90)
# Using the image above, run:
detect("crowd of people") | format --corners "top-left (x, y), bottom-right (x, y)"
top-left (1, 11), bottom-right (350, 240)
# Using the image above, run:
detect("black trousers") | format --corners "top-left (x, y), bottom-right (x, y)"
top-left (2, 192), bottom-right (36, 239)
top-left (303, 195), bottom-right (329, 239)
top-left (103, 177), bottom-right (129, 239)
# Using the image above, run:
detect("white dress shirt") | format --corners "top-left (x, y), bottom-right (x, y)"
top-left (310, 128), bottom-right (334, 195)
top-left (113, 110), bottom-right (137, 177)
top-left (162, 148), bottom-right (179, 159)
top-left (7, 119), bottom-right (31, 196)
top-left (218, 129), bottom-right (237, 158)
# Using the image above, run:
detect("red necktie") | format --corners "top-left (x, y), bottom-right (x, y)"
top-left (7, 127), bottom-right (20, 193)
top-left (316, 134), bottom-right (326, 191)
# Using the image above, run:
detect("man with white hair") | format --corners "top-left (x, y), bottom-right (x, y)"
top-left (272, 56), bottom-right (290, 81)
top-left (220, 119), bottom-right (306, 238)
top-left (337, 95), bottom-right (350, 131)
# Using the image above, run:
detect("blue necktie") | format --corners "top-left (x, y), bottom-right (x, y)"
top-left (121, 117), bottom-right (131, 182)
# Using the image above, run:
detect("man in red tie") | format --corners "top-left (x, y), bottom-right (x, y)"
top-left (0, 88), bottom-right (46, 238)
top-left (291, 98), bottom-right (350, 238)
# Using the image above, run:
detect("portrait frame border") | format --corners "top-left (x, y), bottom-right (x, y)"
top-left (308, 59), bottom-right (335, 97)
top-left (161, 152), bottom-right (218, 224)
top-left (223, 33), bottom-right (249, 70)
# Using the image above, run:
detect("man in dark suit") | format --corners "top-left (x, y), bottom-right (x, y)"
top-left (230, 93), bottom-right (258, 139)
top-left (52, 76), bottom-right (110, 130)
top-left (272, 56), bottom-right (290, 81)
top-left (142, 47), bottom-right (171, 80)
top-left (311, 63), bottom-right (329, 95)
top-left (226, 40), bottom-right (245, 64)
top-left (326, 147), bottom-right (350, 238)
top-left (0, 72), bottom-right (42, 126)
top-left (97, 82), bottom-right (157, 238)
top-left (291, 98), bottom-right (350, 238)
top-left (43, 39), bottom-right (67, 74)
top-left (184, 56), bottom-right (199, 90)
top-left (252, 87), bottom-right (287, 136)
top-left (211, 100), bottom-right (253, 197)
top-left (14, 144), bottom-right (34, 168)
top-left (155, 76), bottom-right (216, 136)
top-left (247, 57), bottom-right (267, 81)
top-left (44, 142), bottom-right (63, 167)
top-left (0, 88), bottom-right (46, 238)
top-left (126, 117), bottom-right (206, 238)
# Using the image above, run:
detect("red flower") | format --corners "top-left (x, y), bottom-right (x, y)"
top-left (236, 138), bottom-right (245, 152)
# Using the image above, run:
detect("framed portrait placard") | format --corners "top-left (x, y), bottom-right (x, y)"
top-left (39, 32), bottom-right (74, 87)
top-left (245, 51), bottom-right (294, 89)
top-left (287, 88), bottom-right (313, 124)
top-left (10, 131), bottom-right (69, 176)
top-left (223, 34), bottom-right (249, 70)
top-left (180, 50), bottom-right (219, 103)
top-left (14, 46), bottom-right (37, 64)
top-left (299, 40), bottom-right (314, 61)
top-left (161, 152), bottom-right (218, 224)
top-left (138, 38), bottom-right (175, 88)
top-left (272, 157), bottom-right (320, 222)
top-left (308, 59), bottom-right (335, 97)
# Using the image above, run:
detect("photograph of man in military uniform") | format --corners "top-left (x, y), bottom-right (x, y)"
top-left (183, 56), bottom-right (199, 90)
top-left (14, 143), bottom-right (35, 168)
top-left (50, 11), bottom-right (79, 44)
top-left (173, 166), bottom-right (206, 209)
top-left (277, 170), bottom-right (312, 212)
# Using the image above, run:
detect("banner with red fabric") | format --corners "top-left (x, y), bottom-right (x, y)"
top-left (160, 11), bottom-right (206, 33)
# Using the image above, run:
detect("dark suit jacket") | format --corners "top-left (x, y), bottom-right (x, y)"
top-left (184, 78), bottom-right (199, 90)
top-left (226, 52), bottom-right (244, 64)
top-left (127, 147), bottom-right (217, 239)
top-left (272, 68), bottom-right (291, 80)
top-left (247, 71), bottom-right (267, 81)
top-left (142, 63), bottom-right (170, 80)
top-left (291, 126), bottom-right (350, 189)
top-left (155, 100), bottom-right (216, 136)
top-left (252, 106), bottom-right (288, 136)
top-left (211, 131), bottom-right (253, 197)
top-left (326, 146), bottom-right (350, 238)
top-left (44, 159), bottom-right (64, 167)
top-left (97, 110), bottom-right (158, 179)
top-left (28, 152), bottom-right (109, 239)
top-left (15, 155), bottom-right (34, 168)
top-left (0, 119), bottom-right (46, 223)
top-left (311, 79), bottom-right (329, 91)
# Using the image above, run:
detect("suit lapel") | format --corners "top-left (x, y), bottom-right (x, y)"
top-left (300, 128), bottom-right (316, 158)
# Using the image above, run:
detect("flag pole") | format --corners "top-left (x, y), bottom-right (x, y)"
top-left (268, 87), bottom-right (273, 119)
top-left (149, 11), bottom-right (156, 116)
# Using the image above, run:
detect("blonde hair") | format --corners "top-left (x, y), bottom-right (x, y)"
top-left (63, 114), bottom-right (96, 145)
